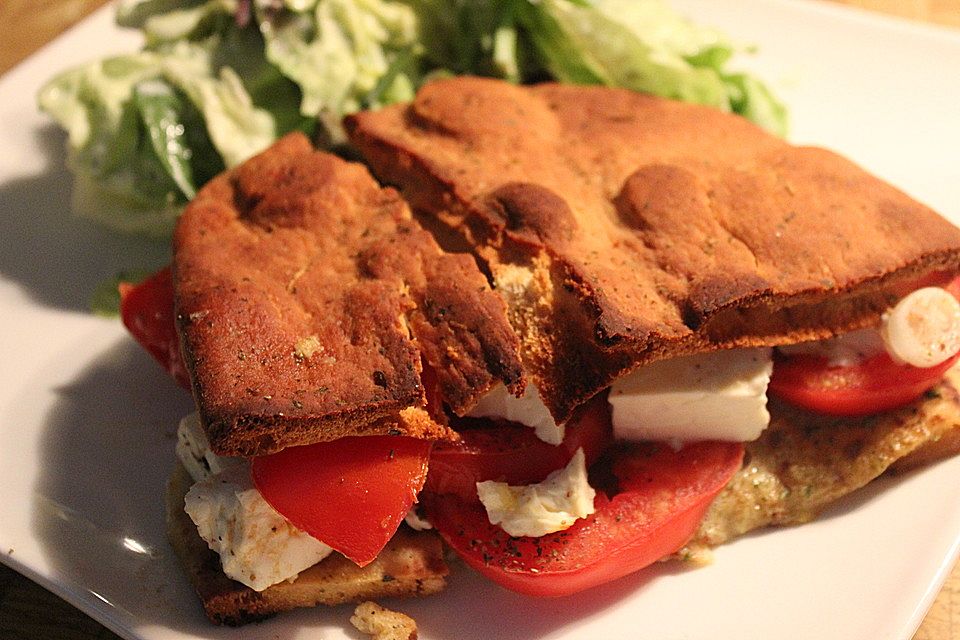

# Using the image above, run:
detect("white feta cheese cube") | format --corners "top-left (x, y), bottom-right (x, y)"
top-left (175, 413), bottom-right (243, 482)
top-left (468, 381), bottom-right (564, 445)
top-left (609, 348), bottom-right (773, 444)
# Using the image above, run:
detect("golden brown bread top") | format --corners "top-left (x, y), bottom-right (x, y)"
top-left (165, 464), bottom-right (447, 626)
top-left (173, 133), bottom-right (523, 456)
top-left (346, 76), bottom-right (960, 422)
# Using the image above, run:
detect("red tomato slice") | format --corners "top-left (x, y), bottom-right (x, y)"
top-left (769, 275), bottom-right (960, 417)
top-left (890, 271), bottom-right (959, 297)
top-left (948, 276), bottom-right (960, 299)
top-left (425, 395), bottom-right (612, 500)
top-left (768, 351), bottom-right (959, 417)
top-left (251, 436), bottom-right (431, 567)
top-left (423, 440), bottom-right (743, 597)
top-left (119, 266), bottom-right (191, 389)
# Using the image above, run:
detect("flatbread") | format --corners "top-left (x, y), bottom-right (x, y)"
top-left (165, 463), bottom-right (448, 626)
top-left (173, 133), bottom-right (524, 456)
top-left (347, 77), bottom-right (960, 422)
top-left (687, 369), bottom-right (960, 552)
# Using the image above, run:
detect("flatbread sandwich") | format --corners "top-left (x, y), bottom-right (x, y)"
top-left (118, 77), bottom-right (960, 624)
top-left (155, 132), bottom-right (526, 624)
top-left (343, 76), bottom-right (960, 593)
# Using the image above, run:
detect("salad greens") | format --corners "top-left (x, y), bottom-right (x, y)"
top-left (39, 0), bottom-right (788, 238)
top-left (89, 268), bottom-right (155, 317)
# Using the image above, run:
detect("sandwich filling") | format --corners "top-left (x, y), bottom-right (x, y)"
top-left (177, 414), bottom-right (334, 590)
top-left (173, 278), bottom-right (960, 592)
top-left (609, 348), bottom-right (774, 445)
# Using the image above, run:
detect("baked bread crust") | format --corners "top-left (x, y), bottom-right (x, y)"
top-left (173, 133), bottom-right (524, 456)
top-left (165, 463), bottom-right (448, 626)
top-left (347, 77), bottom-right (960, 422)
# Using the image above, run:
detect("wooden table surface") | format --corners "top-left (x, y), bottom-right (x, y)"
top-left (2, 1), bottom-right (960, 638)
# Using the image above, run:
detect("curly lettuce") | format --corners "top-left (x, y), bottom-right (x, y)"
top-left (515, 0), bottom-right (788, 135)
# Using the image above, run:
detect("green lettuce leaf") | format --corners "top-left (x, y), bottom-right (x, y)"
top-left (89, 268), bottom-right (155, 317)
top-left (722, 72), bottom-right (790, 138)
top-left (116, 0), bottom-right (208, 29)
top-left (133, 80), bottom-right (199, 199)
top-left (256, 0), bottom-right (420, 127)
top-left (38, 20), bottom-right (298, 235)
top-left (39, 53), bottom-right (185, 236)
top-left (515, 0), bottom-right (788, 135)
top-left (137, 0), bottom-right (235, 44)
top-left (407, 0), bottom-right (534, 81)
top-left (158, 40), bottom-right (277, 167)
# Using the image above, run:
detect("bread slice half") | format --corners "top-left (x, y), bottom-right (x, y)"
top-left (347, 77), bottom-right (960, 422)
top-left (166, 463), bottom-right (448, 626)
top-left (173, 133), bottom-right (524, 456)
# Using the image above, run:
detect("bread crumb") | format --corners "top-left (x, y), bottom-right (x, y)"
top-left (294, 335), bottom-right (322, 359)
top-left (350, 601), bottom-right (417, 640)
top-left (674, 544), bottom-right (714, 567)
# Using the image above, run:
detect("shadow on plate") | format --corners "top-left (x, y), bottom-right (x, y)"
top-left (400, 553), bottom-right (696, 640)
top-left (0, 124), bottom-right (169, 312)
top-left (30, 334), bottom-right (208, 636)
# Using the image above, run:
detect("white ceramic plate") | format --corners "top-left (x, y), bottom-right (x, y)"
top-left (2, 2), bottom-right (960, 639)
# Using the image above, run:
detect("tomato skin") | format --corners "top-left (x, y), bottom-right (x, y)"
top-left (251, 436), bottom-right (431, 567)
top-left (890, 271), bottom-right (959, 298)
top-left (119, 266), bottom-right (191, 389)
top-left (423, 441), bottom-right (743, 597)
top-left (425, 396), bottom-right (612, 500)
top-left (769, 351), bottom-right (959, 417)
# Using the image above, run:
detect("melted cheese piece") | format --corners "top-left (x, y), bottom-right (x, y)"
top-left (176, 413), bottom-right (242, 482)
top-left (177, 413), bottom-right (332, 591)
top-left (184, 463), bottom-right (334, 591)
top-left (476, 448), bottom-right (595, 537)
top-left (609, 348), bottom-right (773, 444)
top-left (467, 381), bottom-right (564, 445)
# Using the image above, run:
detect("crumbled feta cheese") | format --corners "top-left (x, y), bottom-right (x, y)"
top-left (476, 448), bottom-right (595, 537)
top-left (184, 463), bottom-right (333, 591)
top-left (403, 505), bottom-right (432, 531)
top-left (175, 413), bottom-right (243, 482)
